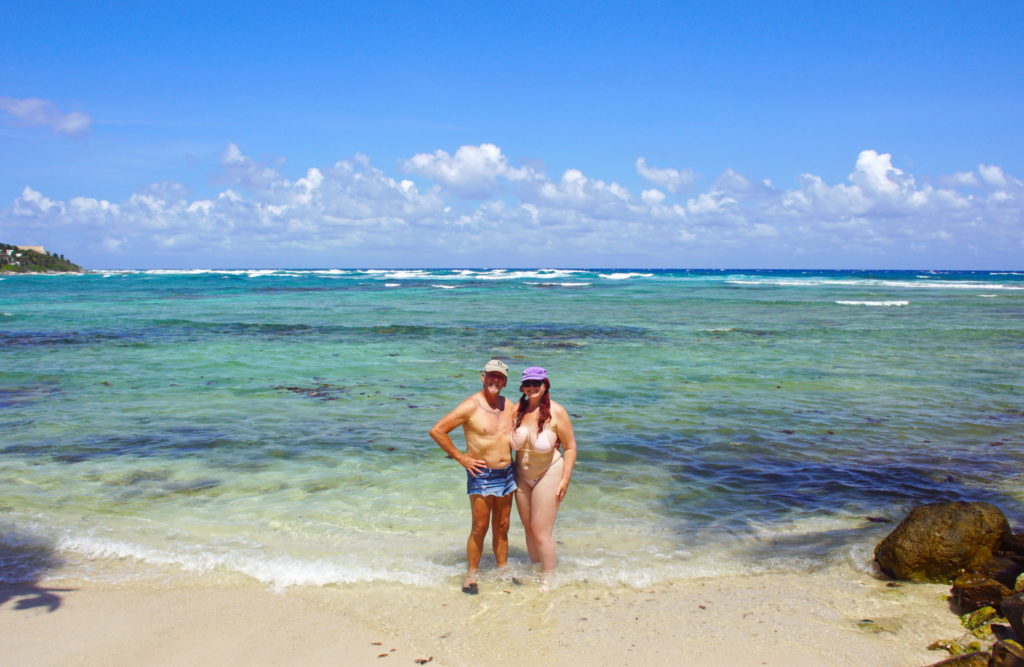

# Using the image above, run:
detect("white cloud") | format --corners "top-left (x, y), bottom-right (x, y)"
top-left (2, 144), bottom-right (1020, 267)
top-left (641, 189), bottom-right (666, 205)
top-left (978, 164), bottom-right (1008, 188)
top-left (11, 186), bottom-right (65, 217)
top-left (636, 157), bottom-right (696, 193)
top-left (0, 96), bottom-right (91, 137)
top-left (942, 171), bottom-right (980, 188)
top-left (401, 143), bottom-right (536, 198)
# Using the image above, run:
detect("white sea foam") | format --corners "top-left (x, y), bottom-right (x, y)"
top-left (978, 294), bottom-right (998, 298)
top-left (729, 278), bottom-right (1023, 290)
top-left (835, 300), bottom-right (909, 307)
top-left (524, 282), bottom-right (591, 287)
top-left (475, 269), bottom-right (583, 281)
top-left (364, 269), bottom-right (430, 279)
top-left (384, 283), bottom-right (400, 287)
top-left (432, 284), bottom-right (457, 289)
top-left (600, 272), bottom-right (654, 280)
top-left (54, 534), bottom-right (446, 591)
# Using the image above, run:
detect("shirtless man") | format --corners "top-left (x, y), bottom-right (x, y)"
top-left (429, 359), bottom-right (516, 594)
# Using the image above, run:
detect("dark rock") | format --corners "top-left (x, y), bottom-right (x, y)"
top-left (977, 555), bottom-right (1024, 589)
top-left (927, 652), bottom-right (988, 666)
top-left (875, 502), bottom-right (1011, 583)
top-left (1002, 534), bottom-right (1024, 556)
top-left (1001, 593), bottom-right (1024, 642)
top-left (990, 639), bottom-right (1024, 667)
top-left (953, 574), bottom-right (1014, 613)
top-left (994, 625), bottom-right (1019, 642)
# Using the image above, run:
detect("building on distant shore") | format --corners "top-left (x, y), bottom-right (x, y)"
top-left (17, 245), bottom-right (46, 254)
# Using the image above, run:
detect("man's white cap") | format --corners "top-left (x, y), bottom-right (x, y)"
top-left (483, 359), bottom-right (509, 377)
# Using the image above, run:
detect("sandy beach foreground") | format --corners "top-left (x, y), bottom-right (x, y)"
top-left (2, 568), bottom-right (964, 666)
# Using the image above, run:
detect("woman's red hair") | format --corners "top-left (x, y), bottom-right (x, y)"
top-left (515, 378), bottom-right (551, 434)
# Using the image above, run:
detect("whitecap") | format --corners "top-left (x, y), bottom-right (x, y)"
top-left (835, 300), bottom-right (909, 307)
top-left (432, 284), bottom-right (457, 289)
top-left (728, 278), bottom-right (1023, 290)
top-left (367, 270), bottom-right (431, 280)
top-left (475, 269), bottom-right (583, 281)
top-left (384, 283), bottom-right (400, 287)
top-left (600, 272), bottom-right (654, 280)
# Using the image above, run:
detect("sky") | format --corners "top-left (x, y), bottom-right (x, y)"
top-left (1, 1), bottom-right (1021, 269)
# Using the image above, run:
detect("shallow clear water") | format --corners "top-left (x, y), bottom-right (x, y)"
top-left (2, 268), bottom-right (1022, 588)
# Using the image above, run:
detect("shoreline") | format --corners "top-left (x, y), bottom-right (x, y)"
top-left (2, 567), bottom-right (964, 666)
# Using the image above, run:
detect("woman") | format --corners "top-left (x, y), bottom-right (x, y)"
top-left (511, 366), bottom-right (577, 591)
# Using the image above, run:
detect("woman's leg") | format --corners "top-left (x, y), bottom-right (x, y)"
top-left (525, 457), bottom-right (564, 578)
top-left (514, 477), bottom-right (541, 565)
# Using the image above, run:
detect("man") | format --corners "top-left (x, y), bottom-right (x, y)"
top-left (429, 359), bottom-right (516, 594)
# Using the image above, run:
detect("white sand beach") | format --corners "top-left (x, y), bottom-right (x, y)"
top-left (2, 568), bottom-right (964, 666)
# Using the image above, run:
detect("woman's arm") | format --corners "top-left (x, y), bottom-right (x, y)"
top-left (552, 401), bottom-right (577, 502)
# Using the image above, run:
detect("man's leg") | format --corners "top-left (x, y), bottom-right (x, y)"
top-left (465, 494), bottom-right (493, 592)
top-left (491, 493), bottom-right (513, 568)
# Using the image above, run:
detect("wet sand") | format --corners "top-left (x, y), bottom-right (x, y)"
top-left (1, 567), bottom-right (963, 666)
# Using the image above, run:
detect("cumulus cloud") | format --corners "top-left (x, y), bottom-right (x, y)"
top-left (2, 144), bottom-right (1021, 266)
top-left (0, 96), bottom-right (91, 136)
top-left (636, 157), bottom-right (697, 193)
top-left (401, 143), bottom-right (536, 198)
top-left (978, 164), bottom-right (1009, 188)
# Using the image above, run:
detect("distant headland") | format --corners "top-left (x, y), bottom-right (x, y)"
top-left (0, 243), bottom-right (83, 273)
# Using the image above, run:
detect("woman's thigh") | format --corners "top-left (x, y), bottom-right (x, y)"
top-left (514, 482), bottom-right (533, 528)
top-left (527, 458), bottom-right (563, 533)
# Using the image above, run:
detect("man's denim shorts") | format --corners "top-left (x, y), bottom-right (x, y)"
top-left (466, 463), bottom-right (516, 496)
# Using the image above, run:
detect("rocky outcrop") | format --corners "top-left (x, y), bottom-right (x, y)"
top-left (953, 574), bottom-right (1015, 613)
top-left (1002, 594), bottom-right (1024, 646)
top-left (875, 502), bottom-right (1011, 583)
top-left (875, 502), bottom-right (1024, 665)
top-left (928, 651), bottom-right (990, 666)
top-left (990, 639), bottom-right (1024, 667)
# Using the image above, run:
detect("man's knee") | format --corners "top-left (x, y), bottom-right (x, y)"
top-left (470, 517), bottom-right (491, 539)
top-left (492, 513), bottom-right (510, 535)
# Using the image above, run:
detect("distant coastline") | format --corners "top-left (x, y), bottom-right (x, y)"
top-left (0, 242), bottom-right (82, 273)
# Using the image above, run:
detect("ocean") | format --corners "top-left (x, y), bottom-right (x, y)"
top-left (2, 268), bottom-right (1022, 589)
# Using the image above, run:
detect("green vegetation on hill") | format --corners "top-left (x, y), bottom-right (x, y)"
top-left (0, 243), bottom-right (83, 272)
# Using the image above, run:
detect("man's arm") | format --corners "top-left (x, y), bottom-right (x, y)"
top-left (429, 399), bottom-right (489, 476)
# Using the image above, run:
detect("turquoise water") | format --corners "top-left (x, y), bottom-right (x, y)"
top-left (2, 268), bottom-right (1022, 588)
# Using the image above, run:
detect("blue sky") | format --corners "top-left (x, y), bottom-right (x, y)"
top-left (1, 1), bottom-right (1021, 269)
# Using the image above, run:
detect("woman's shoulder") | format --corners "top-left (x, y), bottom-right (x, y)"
top-left (550, 400), bottom-right (570, 418)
